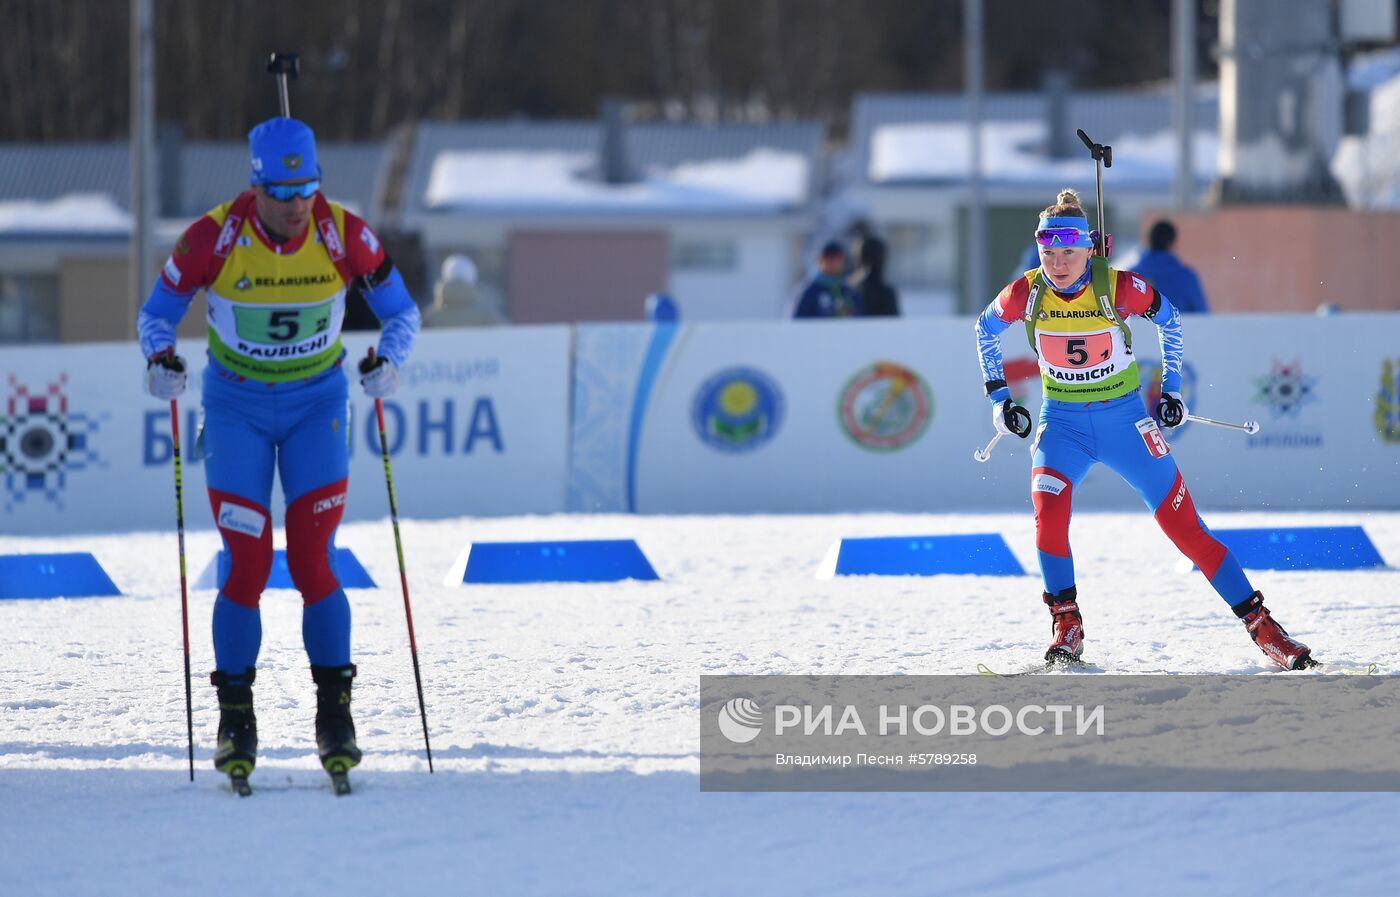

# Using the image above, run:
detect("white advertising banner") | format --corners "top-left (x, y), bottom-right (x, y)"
top-left (570, 313), bottom-right (1400, 513)
top-left (1, 326), bottom-right (572, 536)
top-left (5, 313), bottom-right (1398, 533)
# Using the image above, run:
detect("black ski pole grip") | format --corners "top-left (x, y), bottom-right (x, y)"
top-left (267, 52), bottom-right (300, 119)
top-left (266, 52), bottom-right (300, 79)
top-left (1076, 128), bottom-right (1113, 168)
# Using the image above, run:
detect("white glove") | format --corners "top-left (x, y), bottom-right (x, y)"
top-left (992, 399), bottom-right (1032, 438)
top-left (358, 354), bottom-right (399, 399)
top-left (146, 350), bottom-right (187, 399)
top-left (1156, 391), bottom-right (1188, 428)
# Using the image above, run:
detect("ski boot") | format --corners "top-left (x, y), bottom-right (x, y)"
top-left (1044, 587), bottom-right (1084, 664)
top-left (312, 664), bottom-right (362, 795)
top-left (212, 668), bottom-right (258, 796)
top-left (1233, 592), bottom-right (1312, 670)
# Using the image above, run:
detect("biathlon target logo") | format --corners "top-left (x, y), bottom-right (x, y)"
top-left (691, 367), bottom-right (784, 452)
top-left (838, 361), bottom-right (932, 451)
top-left (1377, 358), bottom-right (1400, 445)
top-left (1142, 361), bottom-right (1197, 428)
top-left (717, 698), bottom-right (764, 744)
top-left (0, 374), bottom-right (105, 510)
top-left (1254, 359), bottom-right (1316, 418)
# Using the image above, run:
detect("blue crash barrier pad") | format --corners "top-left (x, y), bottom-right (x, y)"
top-left (1209, 526), bottom-right (1386, 571)
top-left (0, 552), bottom-right (122, 599)
top-left (195, 547), bottom-right (377, 590)
top-left (459, 539), bottom-right (659, 584)
top-left (830, 534), bottom-right (1026, 577)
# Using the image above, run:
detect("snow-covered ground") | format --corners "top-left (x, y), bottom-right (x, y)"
top-left (4, 510), bottom-right (1400, 896)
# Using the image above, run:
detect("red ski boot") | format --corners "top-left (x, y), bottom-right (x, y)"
top-left (1044, 588), bottom-right (1083, 663)
top-left (1234, 592), bottom-right (1312, 670)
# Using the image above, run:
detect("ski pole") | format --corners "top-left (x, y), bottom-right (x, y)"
top-left (1076, 129), bottom-right (1113, 257)
top-left (973, 432), bottom-right (1003, 463)
top-left (368, 348), bottom-right (434, 773)
top-left (1185, 413), bottom-right (1261, 435)
top-left (170, 400), bottom-right (195, 782)
top-left (266, 52), bottom-right (299, 118)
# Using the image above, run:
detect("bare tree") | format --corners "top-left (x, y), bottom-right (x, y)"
top-left (0, 0), bottom-right (1199, 142)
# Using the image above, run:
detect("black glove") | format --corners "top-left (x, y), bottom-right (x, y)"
top-left (993, 399), bottom-right (1033, 438)
top-left (1155, 391), bottom-right (1187, 428)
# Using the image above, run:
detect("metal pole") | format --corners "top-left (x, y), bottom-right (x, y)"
top-left (964, 0), bottom-right (986, 315)
top-left (1172, 0), bottom-right (1196, 209)
top-left (129, 0), bottom-right (156, 325)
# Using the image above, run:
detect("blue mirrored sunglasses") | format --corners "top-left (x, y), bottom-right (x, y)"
top-left (262, 180), bottom-right (320, 201)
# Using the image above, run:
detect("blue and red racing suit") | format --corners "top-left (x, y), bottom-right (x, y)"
top-left (138, 191), bottom-right (419, 678)
top-left (974, 261), bottom-right (1255, 606)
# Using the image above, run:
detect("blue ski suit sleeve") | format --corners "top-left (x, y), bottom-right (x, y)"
top-left (362, 267), bottom-right (420, 369)
top-left (1146, 292), bottom-right (1184, 394)
top-left (137, 278), bottom-right (195, 359)
top-left (974, 304), bottom-right (1013, 404)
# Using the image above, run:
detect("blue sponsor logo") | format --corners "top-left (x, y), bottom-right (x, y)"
top-left (691, 367), bottom-right (784, 453)
top-left (145, 397), bottom-right (503, 466)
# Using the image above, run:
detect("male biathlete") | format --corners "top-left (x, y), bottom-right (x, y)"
top-left (139, 117), bottom-right (420, 786)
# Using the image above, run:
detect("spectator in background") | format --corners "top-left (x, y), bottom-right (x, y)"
top-left (422, 253), bottom-right (506, 327)
top-left (850, 235), bottom-right (900, 317)
top-left (790, 241), bottom-right (862, 318)
top-left (1132, 219), bottom-right (1210, 313)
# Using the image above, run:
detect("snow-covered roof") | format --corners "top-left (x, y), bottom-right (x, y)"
top-left (0, 194), bottom-right (129, 234)
top-left (870, 121), bottom-right (1218, 186)
top-left (0, 140), bottom-right (389, 233)
top-left (851, 87), bottom-right (1220, 188)
top-left (404, 120), bottom-right (824, 217)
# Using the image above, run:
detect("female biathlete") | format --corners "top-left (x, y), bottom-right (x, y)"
top-left (973, 189), bottom-right (1313, 670)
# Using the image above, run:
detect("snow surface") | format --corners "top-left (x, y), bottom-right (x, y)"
top-left (4, 510), bottom-right (1400, 896)
top-left (423, 148), bottom-right (808, 211)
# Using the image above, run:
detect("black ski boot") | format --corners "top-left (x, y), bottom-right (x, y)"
top-left (312, 664), bottom-right (361, 794)
top-left (212, 668), bottom-right (257, 795)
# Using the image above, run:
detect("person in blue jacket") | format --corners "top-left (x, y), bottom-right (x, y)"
top-left (790, 241), bottom-right (862, 318)
top-left (1132, 219), bottom-right (1210, 313)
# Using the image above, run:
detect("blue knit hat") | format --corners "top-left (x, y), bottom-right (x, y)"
top-left (248, 117), bottom-right (319, 185)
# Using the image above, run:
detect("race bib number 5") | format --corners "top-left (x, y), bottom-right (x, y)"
top-left (232, 304), bottom-right (332, 343)
top-left (1135, 417), bottom-right (1170, 458)
top-left (1038, 331), bottom-right (1113, 369)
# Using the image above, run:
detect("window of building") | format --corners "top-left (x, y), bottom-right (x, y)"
top-left (670, 238), bottom-right (738, 272)
top-left (884, 223), bottom-right (953, 289)
top-left (0, 274), bottom-right (60, 344)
